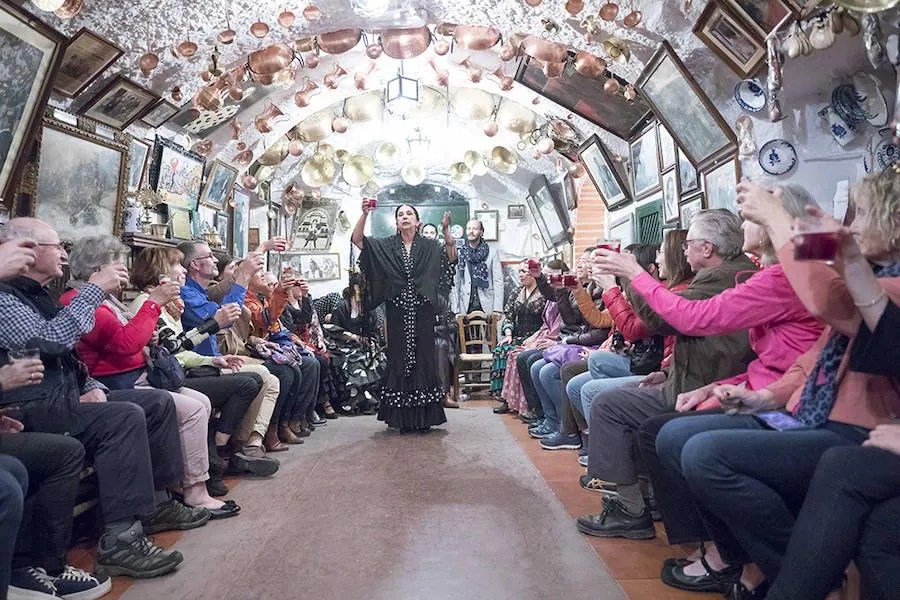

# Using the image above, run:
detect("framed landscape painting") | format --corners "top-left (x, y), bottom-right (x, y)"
top-left (703, 155), bottom-right (742, 214)
top-left (694, 1), bottom-right (767, 78)
top-left (34, 114), bottom-right (128, 241)
top-left (0, 1), bottom-right (66, 203)
top-left (149, 136), bottom-right (205, 211)
top-left (79, 75), bottom-right (159, 130)
top-left (577, 135), bottom-right (630, 210)
top-left (53, 28), bottom-right (123, 98)
top-left (277, 252), bottom-right (341, 282)
top-left (630, 125), bottom-right (661, 199)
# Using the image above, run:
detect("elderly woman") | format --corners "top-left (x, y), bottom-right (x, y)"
top-left (60, 236), bottom-right (239, 519)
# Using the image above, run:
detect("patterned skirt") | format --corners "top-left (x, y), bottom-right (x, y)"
top-left (501, 346), bottom-right (529, 413)
top-left (490, 342), bottom-right (519, 396)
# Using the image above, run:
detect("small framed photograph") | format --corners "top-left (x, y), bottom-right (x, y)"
top-left (726, 0), bottom-right (801, 40)
top-left (141, 100), bottom-right (179, 128)
top-left (703, 155), bottom-right (742, 214)
top-left (168, 206), bottom-right (193, 240)
top-left (215, 211), bottom-right (230, 249)
top-left (678, 147), bottom-right (700, 196)
top-left (474, 209), bottom-right (499, 241)
top-left (694, 1), bottom-right (767, 79)
top-left (661, 168), bottom-right (681, 224)
top-left (278, 252), bottom-right (341, 282)
top-left (679, 193), bottom-right (706, 228)
top-left (79, 75), bottom-right (160, 130)
top-left (507, 204), bottom-right (526, 220)
top-left (630, 125), bottom-right (661, 199)
top-left (658, 124), bottom-right (677, 171)
top-left (578, 134), bottom-right (631, 210)
top-left (199, 160), bottom-right (238, 211)
top-left (53, 28), bottom-right (124, 99)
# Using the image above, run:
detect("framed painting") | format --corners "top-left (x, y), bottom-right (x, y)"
top-left (215, 211), bottom-right (230, 250)
top-left (141, 100), bottom-right (179, 128)
top-left (679, 193), bottom-right (706, 228)
top-left (474, 209), bottom-right (499, 241)
top-left (79, 75), bottom-right (159, 130)
top-left (694, 1), bottom-right (767, 78)
top-left (661, 168), bottom-right (681, 224)
top-left (658, 123), bottom-right (677, 171)
top-left (608, 213), bottom-right (635, 247)
top-left (277, 252), bottom-right (341, 282)
top-left (168, 206), bottom-right (193, 239)
top-left (53, 28), bottom-right (123, 99)
top-left (726, 0), bottom-right (800, 40)
top-left (677, 147), bottom-right (700, 196)
top-left (289, 196), bottom-right (340, 251)
top-left (126, 137), bottom-right (150, 193)
top-left (636, 41), bottom-right (737, 172)
top-left (500, 259), bottom-right (524, 306)
top-left (0, 0), bottom-right (66, 204)
top-left (149, 136), bottom-right (205, 211)
top-left (529, 175), bottom-right (571, 248)
top-left (231, 186), bottom-right (250, 258)
top-left (577, 134), bottom-right (631, 210)
top-left (199, 160), bottom-right (237, 210)
top-left (630, 125), bottom-right (661, 199)
top-left (507, 204), bottom-right (526, 219)
top-left (703, 155), bottom-right (742, 214)
top-left (33, 113), bottom-right (128, 241)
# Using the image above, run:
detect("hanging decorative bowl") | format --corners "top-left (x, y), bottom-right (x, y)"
top-left (758, 139), bottom-right (798, 175)
top-left (734, 79), bottom-right (767, 113)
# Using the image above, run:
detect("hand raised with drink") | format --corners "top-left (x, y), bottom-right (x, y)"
top-left (0, 239), bottom-right (37, 280)
top-left (88, 263), bottom-right (130, 294)
top-left (258, 237), bottom-right (288, 252)
top-left (591, 248), bottom-right (642, 280)
top-left (148, 281), bottom-right (182, 306)
top-left (214, 303), bottom-right (242, 328)
top-left (735, 181), bottom-right (788, 227)
top-left (296, 275), bottom-right (310, 296)
top-left (361, 198), bottom-right (376, 215)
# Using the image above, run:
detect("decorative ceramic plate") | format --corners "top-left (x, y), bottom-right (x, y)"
top-left (758, 139), bottom-right (798, 175)
top-left (853, 73), bottom-right (889, 127)
top-left (734, 79), bottom-right (766, 113)
top-left (450, 224), bottom-right (464, 239)
top-left (864, 128), bottom-right (899, 173)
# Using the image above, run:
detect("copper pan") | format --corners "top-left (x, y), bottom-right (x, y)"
top-left (247, 43), bottom-right (295, 84)
top-left (573, 51), bottom-right (606, 78)
top-left (521, 35), bottom-right (568, 63)
top-left (380, 26), bottom-right (432, 59)
top-left (453, 24), bottom-right (501, 50)
top-left (541, 59), bottom-right (566, 79)
top-left (316, 29), bottom-right (362, 55)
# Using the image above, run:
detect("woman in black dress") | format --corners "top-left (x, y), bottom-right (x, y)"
top-left (352, 202), bottom-right (457, 431)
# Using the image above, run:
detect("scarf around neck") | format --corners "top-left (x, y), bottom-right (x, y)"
top-left (458, 240), bottom-right (490, 290)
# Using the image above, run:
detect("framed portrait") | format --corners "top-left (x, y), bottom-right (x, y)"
top-left (507, 204), bottom-right (526, 219)
top-left (215, 211), bottom-right (230, 249)
top-left (168, 206), bottom-right (193, 239)
top-left (149, 136), bottom-right (205, 211)
top-left (661, 168), bottom-right (681, 224)
top-left (277, 252), bottom-right (341, 282)
top-left (679, 193), bottom-right (706, 228)
top-left (500, 259), bottom-right (524, 305)
top-left (474, 209), bottom-right (499, 241)
top-left (79, 75), bottom-right (159, 130)
top-left (528, 175), bottom-right (571, 248)
top-left (514, 53), bottom-right (652, 140)
top-left (694, 1), bottom-right (767, 78)
top-left (33, 113), bottom-right (128, 241)
top-left (231, 186), bottom-right (251, 258)
top-left (630, 125), bottom-right (661, 199)
top-left (703, 155), bottom-right (742, 214)
top-left (677, 147), bottom-right (700, 196)
top-left (289, 196), bottom-right (340, 251)
top-left (608, 213), bottom-right (635, 247)
top-left (199, 160), bottom-right (237, 210)
top-left (141, 100), bottom-right (179, 128)
top-left (577, 135), bottom-right (631, 210)
top-left (636, 41), bottom-right (737, 172)
top-left (658, 124), bottom-right (677, 171)
top-left (726, 0), bottom-right (800, 39)
top-left (127, 137), bottom-right (150, 193)
top-left (0, 1), bottom-right (66, 204)
top-left (53, 28), bottom-right (123, 99)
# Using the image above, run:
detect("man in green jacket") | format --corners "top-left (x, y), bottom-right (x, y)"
top-left (576, 209), bottom-right (757, 540)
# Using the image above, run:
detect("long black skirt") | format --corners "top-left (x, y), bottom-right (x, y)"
top-left (376, 299), bottom-right (447, 430)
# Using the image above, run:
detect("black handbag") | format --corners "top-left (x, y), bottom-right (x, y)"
top-left (145, 346), bottom-right (186, 391)
top-left (626, 335), bottom-right (664, 376)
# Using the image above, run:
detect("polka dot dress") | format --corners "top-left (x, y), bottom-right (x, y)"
top-left (390, 240), bottom-right (423, 377)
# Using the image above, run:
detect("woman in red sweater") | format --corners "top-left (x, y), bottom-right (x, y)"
top-left (61, 236), bottom-right (239, 518)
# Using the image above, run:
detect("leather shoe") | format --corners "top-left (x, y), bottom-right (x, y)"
top-left (493, 402), bottom-right (509, 414)
top-left (264, 426), bottom-right (289, 452)
top-left (278, 423), bottom-right (303, 444)
top-left (661, 561), bottom-right (741, 593)
top-left (322, 401), bottom-right (338, 419)
top-left (206, 477), bottom-right (229, 497)
top-left (443, 396), bottom-right (459, 409)
top-left (519, 410), bottom-right (539, 424)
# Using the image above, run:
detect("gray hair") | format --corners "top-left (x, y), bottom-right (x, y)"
top-left (68, 235), bottom-right (129, 280)
top-left (690, 209), bottom-right (744, 260)
top-left (177, 241), bottom-right (202, 268)
top-left (778, 184), bottom-right (819, 219)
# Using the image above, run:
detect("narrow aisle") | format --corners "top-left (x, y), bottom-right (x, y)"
top-left (97, 403), bottom-right (626, 600)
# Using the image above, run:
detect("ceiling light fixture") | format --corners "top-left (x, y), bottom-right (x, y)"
top-left (385, 62), bottom-right (420, 116)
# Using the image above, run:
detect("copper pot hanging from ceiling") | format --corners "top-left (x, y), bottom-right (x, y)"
top-left (354, 61), bottom-right (377, 90)
top-left (229, 81), bottom-right (244, 101)
top-left (234, 147), bottom-right (254, 165)
top-left (565, 0), bottom-right (585, 15)
top-left (303, 5), bottom-right (322, 21)
top-left (573, 51), bottom-right (607, 78)
top-left (229, 118), bottom-right (242, 140)
top-left (492, 68), bottom-right (514, 91)
top-left (242, 175), bottom-right (258, 190)
top-left (542, 60), bottom-right (566, 79)
top-left (251, 19), bottom-right (270, 39)
top-left (603, 78), bottom-right (621, 95)
top-left (366, 44), bottom-right (382, 59)
top-left (381, 26), bottom-right (432, 59)
top-left (278, 9), bottom-right (296, 28)
top-left (317, 29), bottom-right (362, 55)
top-left (218, 15), bottom-right (236, 44)
top-left (622, 1), bottom-right (642, 27)
top-left (324, 64), bottom-right (348, 89)
top-left (460, 58), bottom-right (483, 83)
top-left (427, 59), bottom-right (449, 87)
top-left (521, 35), bottom-right (569, 64)
top-left (255, 100), bottom-right (285, 134)
top-left (453, 25), bottom-right (502, 51)
top-left (599, 1), bottom-right (619, 21)
top-left (436, 23), bottom-right (457, 37)
top-left (193, 78), bottom-right (229, 111)
top-left (192, 139), bottom-right (213, 156)
top-left (434, 39), bottom-right (450, 55)
top-left (247, 43), bottom-right (295, 85)
top-left (53, 0), bottom-right (83, 19)
top-left (139, 52), bottom-right (159, 76)
top-left (524, 0), bottom-right (542, 6)
top-left (176, 35), bottom-right (198, 58)
top-left (500, 43), bottom-right (517, 62)
top-left (306, 53), bottom-right (320, 68)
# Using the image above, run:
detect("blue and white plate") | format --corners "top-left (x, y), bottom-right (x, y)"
top-left (734, 79), bottom-right (766, 113)
top-left (758, 139), bottom-right (798, 175)
top-left (864, 128), bottom-right (899, 173)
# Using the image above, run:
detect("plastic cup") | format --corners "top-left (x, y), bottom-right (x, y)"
top-left (9, 348), bottom-right (40, 361)
top-left (364, 198), bottom-right (378, 209)
top-left (596, 239), bottom-right (622, 253)
top-left (793, 217), bottom-right (840, 263)
top-left (527, 258), bottom-right (541, 277)
top-left (548, 274), bottom-right (564, 288)
top-left (563, 274), bottom-right (579, 289)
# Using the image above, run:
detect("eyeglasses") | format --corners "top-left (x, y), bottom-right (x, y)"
top-left (193, 253), bottom-right (215, 262)
top-left (37, 242), bottom-right (65, 250)
top-left (681, 239), bottom-right (709, 250)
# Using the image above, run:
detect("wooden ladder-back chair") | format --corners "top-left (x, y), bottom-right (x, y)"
top-left (454, 310), bottom-right (498, 402)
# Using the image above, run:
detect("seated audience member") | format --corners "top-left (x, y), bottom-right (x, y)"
top-left (654, 171), bottom-right (900, 599)
top-left (576, 209), bottom-right (756, 541)
top-left (128, 248), bottom-right (277, 492)
top-left (244, 269), bottom-right (320, 448)
top-left (321, 275), bottom-right (385, 415)
top-left (491, 261), bottom-right (545, 411)
top-left (500, 261), bottom-right (567, 422)
top-left (61, 237), bottom-right (239, 518)
top-left (177, 241), bottom-right (283, 460)
top-left (215, 254), bottom-right (235, 283)
top-left (0, 218), bottom-right (187, 578)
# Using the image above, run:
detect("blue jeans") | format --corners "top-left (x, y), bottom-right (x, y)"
top-left (588, 350), bottom-right (633, 379)
top-left (0, 455), bottom-right (27, 595)
top-left (566, 371), bottom-right (592, 423)
top-left (531, 359), bottom-right (564, 431)
top-left (657, 413), bottom-right (867, 579)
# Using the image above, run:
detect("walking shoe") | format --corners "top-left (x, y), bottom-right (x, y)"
top-left (518, 410), bottom-right (539, 424)
top-left (527, 418), bottom-right (546, 431)
top-left (96, 525), bottom-right (183, 579)
top-left (8, 567), bottom-right (57, 599)
top-left (142, 499), bottom-right (210, 535)
top-left (309, 413), bottom-right (327, 426)
top-left (575, 497), bottom-right (656, 540)
top-left (492, 402), bottom-right (510, 414)
top-left (578, 455), bottom-right (589, 468)
top-left (53, 566), bottom-right (112, 600)
top-left (540, 432), bottom-right (582, 450)
top-left (579, 474), bottom-right (618, 495)
top-left (528, 424), bottom-right (555, 439)
top-left (230, 446), bottom-right (280, 476)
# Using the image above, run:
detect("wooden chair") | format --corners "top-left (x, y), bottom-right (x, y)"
top-left (454, 311), bottom-right (498, 402)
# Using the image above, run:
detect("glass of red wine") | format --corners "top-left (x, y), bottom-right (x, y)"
top-left (527, 258), bottom-right (542, 277)
top-left (596, 238), bottom-right (622, 253)
top-left (562, 274), bottom-right (579, 289)
top-left (793, 217), bottom-right (840, 264)
top-left (548, 274), bottom-right (564, 288)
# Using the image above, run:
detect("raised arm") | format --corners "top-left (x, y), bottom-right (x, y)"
top-left (352, 200), bottom-right (374, 250)
top-left (440, 210), bottom-right (457, 263)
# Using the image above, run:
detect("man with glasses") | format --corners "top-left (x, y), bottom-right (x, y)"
top-left (178, 242), bottom-right (282, 466)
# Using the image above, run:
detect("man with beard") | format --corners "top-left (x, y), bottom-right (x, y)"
top-left (452, 219), bottom-right (504, 319)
